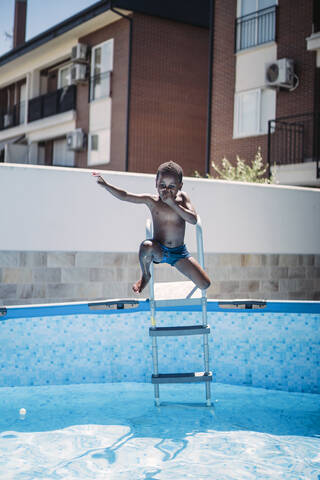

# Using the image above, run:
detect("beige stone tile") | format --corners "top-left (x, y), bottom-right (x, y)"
top-left (17, 284), bottom-right (46, 299)
top-left (47, 252), bottom-right (75, 267)
top-left (0, 252), bottom-right (19, 267)
top-left (61, 268), bottom-right (90, 283)
top-left (46, 283), bottom-right (75, 298)
top-left (89, 268), bottom-right (117, 282)
top-left (205, 254), bottom-right (220, 267)
top-left (206, 266), bottom-right (231, 281)
top-left (0, 284), bottom-right (17, 299)
top-left (121, 267), bottom-right (140, 282)
top-left (279, 278), bottom-right (297, 292)
top-left (219, 281), bottom-right (240, 294)
top-left (260, 280), bottom-right (279, 292)
top-left (238, 281), bottom-right (260, 292)
top-left (73, 283), bottom-right (103, 300)
top-left (261, 255), bottom-right (279, 266)
top-left (288, 266), bottom-right (306, 279)
top-left (267, 267), bottom-right (288, 280)
top-left (75, 252), bottom-right (105, 267)
top-left (101, 282), bottom-right (129, 299)
top-left (305, 266), bottom-right (320, 279)
top-left (279, 254), bottom-right (299, 267)
top-left (207, 282), bottom-right (221, 296)
top-left (288, 291), bottom-right (310, 300)
top-left (3, 268), bottom-right (33, 284)
top-left (298, 255), bottom-right (314, 266)
top-left (294, 279), bottom-right (314, 291)
top-left (32, 268), bottom-right (61, 283)
top-left (240, 267), bottom-right (266, 280)
top-left (126, 253), bottom-right (139, 266)
top-left (241, 254), bottom-right (263, 266)
top-left (219, 254), bottom-right (242, 266)
top-left (19, 252), bottom-right (47, 267)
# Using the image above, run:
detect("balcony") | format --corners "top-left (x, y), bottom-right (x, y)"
top-left (0, 102), bottom-right (25, 131)
top-left (268, 113), bottom-right (320, 185)
top-left (28, 85), bottom-right (76, 123)
top-left (235, 6), bottom-right (277, 52)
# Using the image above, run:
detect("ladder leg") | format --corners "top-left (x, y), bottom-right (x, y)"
top-left (202, 293), bottom-right (212, 406)
top-left (152, 334), bottom-right (160, 406)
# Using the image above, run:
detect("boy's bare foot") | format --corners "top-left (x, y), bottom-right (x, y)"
top-left (132, 274), bottom-right (150, 293)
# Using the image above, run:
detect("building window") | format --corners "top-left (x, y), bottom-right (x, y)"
top-left (234, 88), bottom-right (276, 138)
top-left (91, 134), bottom-right (99, 151)
top-left (88, 130), bottom-right (110, 166)
top-left (90, 39), bottom-right (113, 101)
top-left (236, 0), bottom-right (277, 52)
top-left (58, 64), bottom-right (72, 88)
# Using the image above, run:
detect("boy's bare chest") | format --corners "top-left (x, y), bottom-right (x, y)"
top-left (151, 201), bottom-right (183, 224)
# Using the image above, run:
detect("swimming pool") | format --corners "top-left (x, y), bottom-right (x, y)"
top-left (1, 299), bottom-right (319, 478)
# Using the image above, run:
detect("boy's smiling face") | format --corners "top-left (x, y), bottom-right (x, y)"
top-left (156, 173), bottom-right (182, 202)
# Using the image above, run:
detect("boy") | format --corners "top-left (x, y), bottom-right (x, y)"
top-left (93, 161), bottom-right (210, 294)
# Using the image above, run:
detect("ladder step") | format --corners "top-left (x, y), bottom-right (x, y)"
top-left (152, 372), bottom-right (212, 384)
top-left (149, 325), bottom-right (210, 337)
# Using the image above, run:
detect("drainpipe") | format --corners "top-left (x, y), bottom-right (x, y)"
top-left (110, 2), bottom-right (132, 172)
top-left (205, 0), bottom-right (214, 176)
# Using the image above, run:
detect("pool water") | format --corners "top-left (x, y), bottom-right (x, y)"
top-left (1, 382), bottom-right (319, 479)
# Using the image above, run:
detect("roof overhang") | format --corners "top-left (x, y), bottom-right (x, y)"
top-left (0, 6), bottom-right (131, 86)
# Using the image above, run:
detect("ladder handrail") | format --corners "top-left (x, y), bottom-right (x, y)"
top-left (196, 215), bottom-right (205, 270)
top-left (146, 215), bottom-right (211, 406)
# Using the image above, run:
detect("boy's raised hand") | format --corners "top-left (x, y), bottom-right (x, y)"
top-left (92, 171), bottom-right (106, 186)
top-left (161, 189), bottom-right (176, 206)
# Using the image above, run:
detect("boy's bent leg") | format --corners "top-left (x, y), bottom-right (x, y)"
top-left (133, 240), bottom-right (163, 293)
top-left (174, 257), bottom-right (211, 291)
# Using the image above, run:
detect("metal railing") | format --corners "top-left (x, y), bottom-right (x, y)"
top-left (235, 6), bottom-right (276, 52)
top-left (89, 71), bottom-right (112, 102)
top-left (268, 113), bottom-right (320, 178)
top-left (0, 101), bottom-right (25, 130)
top-left (28, 85), bottom-right (76, 123)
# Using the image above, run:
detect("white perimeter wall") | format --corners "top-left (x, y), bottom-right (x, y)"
top-left (1, 163), bottom-right (320, 254)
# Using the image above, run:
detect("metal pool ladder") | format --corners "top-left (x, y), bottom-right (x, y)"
top-left (146, 216), bottom-right (212, 407)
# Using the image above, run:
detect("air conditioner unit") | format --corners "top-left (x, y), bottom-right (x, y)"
top-left (71, 63), bottom-right (87, 83)
top-left (66, 129), bottom-right (86, 151)
top-left (71, 43), bottom-right (88, 62)
top-left (265, 58), bottom-right (294, 89)
top-left (3, 114), bottom-right (13, 128)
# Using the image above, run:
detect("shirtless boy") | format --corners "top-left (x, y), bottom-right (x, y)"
top-left (93, 161), bottom-right (210, 294)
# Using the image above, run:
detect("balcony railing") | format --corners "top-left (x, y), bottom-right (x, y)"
top-left (314, 0), bottom-right (320, 32)
top-left (235, 6), bottom-right (277, 52)
top-left (0, 102), bottom-right (25, 131)
top-left (268, 113), bottom-right (320, 178)
top-left (28, 85), bottom-right (76, 123)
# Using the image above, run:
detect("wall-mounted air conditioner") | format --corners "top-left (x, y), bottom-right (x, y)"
top-left (66, 128), bottom-right (86, 151)
top-left (71, 43), bottom-right (88, 62)
top-left (71, 63), bottom-right (87, 83)
top-left (265, 58), bottom-right (295, 89)
top-left (3, 114), bottom-right (13, 128)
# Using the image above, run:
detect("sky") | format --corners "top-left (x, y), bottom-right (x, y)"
top-left (0, 0), bottom-right (99, 56)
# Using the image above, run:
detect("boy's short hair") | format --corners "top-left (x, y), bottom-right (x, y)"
top-left (156, 161), bottom-right (183, 183)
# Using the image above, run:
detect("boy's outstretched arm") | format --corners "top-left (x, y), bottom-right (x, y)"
top-left (92, 172), bottom-right (153, 205)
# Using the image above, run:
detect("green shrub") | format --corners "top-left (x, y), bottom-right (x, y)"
top-left (194, 148), bottom-right (276, 184)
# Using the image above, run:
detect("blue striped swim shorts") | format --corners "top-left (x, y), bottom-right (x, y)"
top-left (154, 242), bottom-right (191, 266)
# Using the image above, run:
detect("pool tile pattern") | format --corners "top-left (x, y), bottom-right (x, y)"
top-left (0, 310), bottom-right (319, 393)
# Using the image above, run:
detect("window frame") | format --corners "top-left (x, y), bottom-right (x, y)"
top-left (234, 88), bottom-right (261, 138)
top-left (58, 64), bottom-right (72, 89)
top-left (90, 39), bottom-right (114, 102)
